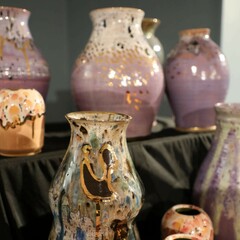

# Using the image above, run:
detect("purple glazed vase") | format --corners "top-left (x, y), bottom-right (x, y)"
top-left (0, 6), bottom-right (50, 99)
top-left (165, 28), bottom-right (229, 132)
top-left (193, 103), bottom-right (240, 240)
top-left (71, 7), bottom-right (164, 138)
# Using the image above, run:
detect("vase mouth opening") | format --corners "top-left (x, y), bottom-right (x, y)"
top-left (164, 234), bottom-right (199, 240)
top-left (66, 111), bottom-right (132, 124)
top-left (0, 6), bottom-right (30, 15)
top-left (142, 18), bottom-right (160, 32)
top-left (215, 102), bottom-right (240, 115)
top-left (179, 28), bottom-right (210, 38)
top-left (173, 204), bottom-right (201, 216)
top-left (90, 7), bottom-right (144, 18)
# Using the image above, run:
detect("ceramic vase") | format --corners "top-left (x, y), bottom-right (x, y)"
top-left (71, 7), bottom-right (164, 138)
top-left (142, 17), bottom-right (164, 64)
top-left (193, 103), bottom-right (240, 240)
top-left (161, 204), bottom-right (213, 240)
top-left (0, 88), bottom-right (45, 156)
top-left (164, 28), bottom-right (229, 132)
top-left (0, 6), bottom-right (50, 99)
top-left (163, 233), bottom-right (201, 240)
top-left (49, 111), bottom-right (144, 240)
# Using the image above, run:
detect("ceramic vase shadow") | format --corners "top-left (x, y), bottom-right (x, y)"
top-left (193, 103), bottom-right (240, 240)
top-left (48, 111), bottom-right (144, 240)
top-left (164, 28), bottom-right (229, 132)
top-left (0, 6), bottom-right (50, 99)
top-left (71, 7), bottom-right (164, 138)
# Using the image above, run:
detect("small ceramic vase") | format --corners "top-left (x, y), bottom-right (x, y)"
top-left (164, 233), bottom-right (201, 240)
top-left (161, 204), bottom-right (213, 240)
top-left (71, 7), bottom-right (164, 138)
top-left (142, 17), bottom-right (164, 64)
top-left (0, 6), bottom-right (50, 99)
top-left (165, 28), bottom-right (229, 132)
top-left (49, 111), bottom-right (144, 240)
top-left (193, 103), bottom-right (240, 240)
top-left (0, 88), bottom-right (45, 156)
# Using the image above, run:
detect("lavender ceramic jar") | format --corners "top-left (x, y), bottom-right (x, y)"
top-left (165, 28), bottom-right (229, 132)
top-left (71, 7), bottom-right (164, 138)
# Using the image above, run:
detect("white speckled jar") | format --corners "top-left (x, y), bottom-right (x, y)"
top-left (0, 6), bottom-right (50, 99)
top-left (71, 7), bottom-right (164, 138)
top-left (0, 88), bottom-right (45, 156)
top-left (49, 111), bottom-right (144, 240)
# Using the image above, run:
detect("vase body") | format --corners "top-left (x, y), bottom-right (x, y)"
top-left (71, 7), bottom-right (164, 138)
top-left (142, 18), bottom-right (164, 64)
top-left (0, 88), bottom-right (45, 156)
top-left (49, 111), bottom-right (144, 240)
top-left (161, 204), bottom-right (213, 240)
top-left (0, 6), bottom-right (50, 99)
top-left (193, 103), bottom-right (240, 240)
top-left (165, 28), bottom-right (229, 132)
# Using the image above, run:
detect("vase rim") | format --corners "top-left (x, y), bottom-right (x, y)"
top-left (171, 204), bottom-right (203, 215)
top-left (164, 233), bottom-right (200, 240)
top-left (179, 28), bottom-right (210, 37)
top-left (0, 6), bottom-right (30, 15)
top-left (90, 7), bottom-right (144, 15)
top-left (66, 111), bottom-right (132, 123)
top-left (143, 18), bottom-right (160, 24)
top-left (215, 102), bottom-right (240, 114)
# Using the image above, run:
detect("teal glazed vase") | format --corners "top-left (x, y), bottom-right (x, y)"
top-left (0, 6), bottom-right (50, 99)
top-left (165, 28), bottom-right (229, 132)
top-left (49, 112), bottom-right (144, 240)
top-left (71, 7), bottom-right (164, 138)
top-left (193, 103), bottom-right (240, 240)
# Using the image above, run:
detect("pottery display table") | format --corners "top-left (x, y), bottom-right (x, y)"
top-left (0, 120), bottom-right (213, 240)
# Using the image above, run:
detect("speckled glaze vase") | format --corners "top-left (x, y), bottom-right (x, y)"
top-left (0, 88), bottom-right (45, 156)
top-left (49, 112), bottom-right (144, 240)
top-left (71, 7), bottom-right (164, 138)
top-left (193, 103), bottom-right (240, 240)
top-left (142, 18), bottom-right (164, 64)
top-left (165, 28), bottom-right (229, 132)
top-left (161, 204), bottom-right (214, 240)
top-left (0, 6), bottom-right (50, 99)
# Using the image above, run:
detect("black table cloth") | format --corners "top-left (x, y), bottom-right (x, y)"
top-left (0, 122), bottom-right (214, 239)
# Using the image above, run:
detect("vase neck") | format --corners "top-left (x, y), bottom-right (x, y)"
top-left (89, 7), bottom-right (144, 37)
top-left (142, 18), bottom-right (160, 37)
top-left (179, 28), bottom-right (210, 42)
top-left (0, 6), bottom-right (32, 39)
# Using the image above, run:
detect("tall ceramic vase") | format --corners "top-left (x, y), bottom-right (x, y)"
top-left (193, 103), bottom-right (240, 240)
top-left (49, 111), bottom-right (144, 240)
top-left (165, 28), bottom-right (229, 132)
top-left (0, 6), bottom-right (50, 99)
top-left (71, 7), bottom-right (164, 138)
top-left (142, 18), bottom-right (164, 64)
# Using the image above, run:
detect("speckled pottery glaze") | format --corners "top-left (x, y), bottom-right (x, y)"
top-left (161, 204), bottom-right (214, 240)
top-left (49, 112), bottom-right (144, 240)
top-left (193, 103), bottom-right (240, 240)
top-left (0, 6), bottom-right (50, 99)
top-left (0, 88), bottom-right (45, 156)
top-left (163, 233), bottom-right (201, 240)
top-left (165, 28), bottom-right (229, 132)
top-left (142, 18), bottom-right (164, 64)
top-left (71, 7), bottom-right (164, 138)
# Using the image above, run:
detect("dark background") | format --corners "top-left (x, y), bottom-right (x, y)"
top-left (3, 0), bottom-right (222, 123)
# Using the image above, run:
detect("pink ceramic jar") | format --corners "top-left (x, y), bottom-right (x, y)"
top-left (161, 204), bottom-right (213, 240)
top-left (165, 28), bottom-right (229, 132)
top-left (71, 7), bottom-right (164, 138)
top-left (0, 6), bottom-right (50, 99)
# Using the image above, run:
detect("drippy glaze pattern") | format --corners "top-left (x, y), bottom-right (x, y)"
top-left (71, 7), bottom-right (164, 138)
top-left (193, 103), bottom-right (240, 240)
top-left (161, 204), bottom-right (213, 240)
top-left (165, 28), bottom-right (229, 132)
top-left (49, 112), bottom-right (144, 240)
top-left (0, 88), bottom-right (45, 128)
top-left (0, 6), bottom-right (50, 99)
